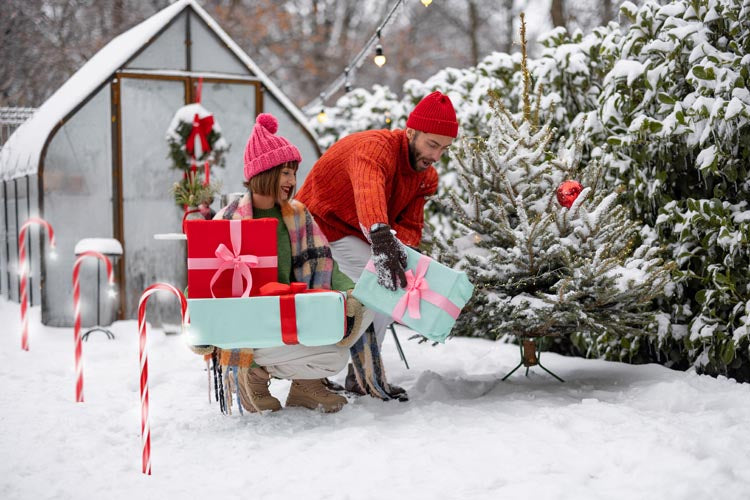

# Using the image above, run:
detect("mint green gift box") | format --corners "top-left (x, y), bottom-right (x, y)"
top-left (353, 247), bottom-right (473, 343)
top-left (186, 291), bottom-right (346, 349)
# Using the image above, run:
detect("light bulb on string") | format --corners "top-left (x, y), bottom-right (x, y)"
top-left (374, 45), bottom-right (386, 67)
top-left (384, 110), bottom-right (392, 127)
top-left (316, 93), bottom-right (328, 123)
top-left (374, 29), bottom-right (386, 67)
top-left (421, 0), bottom-right (432, 6)
top-left (344, 66), bottom-right (352, 93)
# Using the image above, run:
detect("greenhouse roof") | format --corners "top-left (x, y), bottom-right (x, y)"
top-left (0, 0), bottom-right (313, 181)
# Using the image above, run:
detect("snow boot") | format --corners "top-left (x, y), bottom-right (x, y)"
top-left (237, 366), bottom-right (282, 413)
top-left (322, 377), bottom-right (345, 392)
top-left (286, 379), bottom-right (348, 413)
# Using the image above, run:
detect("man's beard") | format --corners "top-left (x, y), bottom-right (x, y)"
top-left (408, 137), bottom-right (417, 170)
top-left (408, 137), bottom-right (429, 171)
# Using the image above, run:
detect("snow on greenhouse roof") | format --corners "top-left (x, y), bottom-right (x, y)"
top-left (0, 0), bottom-right (314, 181)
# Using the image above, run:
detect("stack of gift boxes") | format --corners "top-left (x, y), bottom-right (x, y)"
top-left (184, 219), bottom-right (475, 348)
top-left (184, 219), bottom-right (347, 349)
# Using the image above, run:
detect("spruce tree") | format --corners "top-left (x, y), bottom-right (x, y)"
top-left (437, 13), bottom-right (673, 356)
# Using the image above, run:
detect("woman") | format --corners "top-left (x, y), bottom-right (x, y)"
top-left (211, 113), bottom-right (369, 414)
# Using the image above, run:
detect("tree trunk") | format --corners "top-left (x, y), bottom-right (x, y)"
top-left (113, 0), bottom-right (125, 32)
top-left (467, 1), bottom-right (481, 65)
top-left (550, 0), bottom-right (566, 28)
top-left (601, 0), bottom-right (614, 25)
top-left (502, 0), bottom-right (514, 53)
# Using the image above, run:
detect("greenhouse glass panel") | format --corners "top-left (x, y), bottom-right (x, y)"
top-left (199, 81), bottom-right (256, 207)
top-left (190, 17), bottom-right (249, 76)
top-left (42, 86), bottom-right (113, 326)
top-left (16, 177), bottom-right (35, 306)
top-left (6, 180), bottom-right (18, 302)
top-left (120, 77), bottom-right (185, 327)
top-left (0, 181), bottom-right (7, 299)
top-left (126, 12), bottom-right (187, 71)
top-left (18, 175), bottom-right (42, 307)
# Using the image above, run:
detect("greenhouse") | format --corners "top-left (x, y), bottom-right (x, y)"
top-left (0, 0), bottom-right (319, 327)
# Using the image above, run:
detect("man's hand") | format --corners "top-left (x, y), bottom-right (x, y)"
top-left (370, 224), bottom-right (408, 291)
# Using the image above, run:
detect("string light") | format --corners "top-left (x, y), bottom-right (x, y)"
top-left (374, 30), bottom-right (386, 67)
top-left (316, 93), bottom-right (328, 123)
top-left (344, 67), bottom-right (352, 93)
top-left (303, 0), bottom-right (405, 114)
top-left (384, 110), bottom-right (392, 126)
top-left (421, 0), bottom-right (432, 6)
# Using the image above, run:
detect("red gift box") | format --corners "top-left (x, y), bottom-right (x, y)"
top-left (186, 219), bottom-right (278, 298)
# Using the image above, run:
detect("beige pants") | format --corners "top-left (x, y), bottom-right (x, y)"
top-left (253, 343), bottom-right (349, 380)
top-left (329, 235), bottom-right (392, 346)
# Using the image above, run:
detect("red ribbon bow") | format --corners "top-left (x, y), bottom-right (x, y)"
top-left (259, 282), bottom-right (309, 296)
top-left (186, 113), bottom-right (214, 157)
top-left (258, 282), bottom-right (332, 345)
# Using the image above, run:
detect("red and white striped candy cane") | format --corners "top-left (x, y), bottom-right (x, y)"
top-left (18, 217), bottom-right (56, 351)
top-left (137, 283), bottom-right (189, 476)
top-left (72, 251), bottom-right (114, 403)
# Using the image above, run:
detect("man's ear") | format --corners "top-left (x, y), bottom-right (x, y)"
top-left (405, 127), bottom-right (415, 141)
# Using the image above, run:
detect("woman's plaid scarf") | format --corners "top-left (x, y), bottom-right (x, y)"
top-left (209, 193), bottom-right (334, 412)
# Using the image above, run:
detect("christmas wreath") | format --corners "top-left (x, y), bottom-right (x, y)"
top-left (165, 103), bottom-right (230, 208)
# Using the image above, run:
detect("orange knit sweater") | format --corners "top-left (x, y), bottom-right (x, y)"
top-left (296, 129), bottom-right (438, 247)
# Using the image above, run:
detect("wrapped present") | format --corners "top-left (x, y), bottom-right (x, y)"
top-left (186, 219), bottom-right (278, 298)
top-left (353, 247), bottom-right (473, 343)
top-left (186, 282), bottom-right (346, 348)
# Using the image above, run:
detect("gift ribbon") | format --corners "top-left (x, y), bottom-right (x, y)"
top-left (187, 220), bottom-right (278, 297)
top-left (186, 113), bottom-right (214, 157)
top-left (366, 255), bottom-right (461, 321)
top-left (259, 282), bottom-right (333, 345)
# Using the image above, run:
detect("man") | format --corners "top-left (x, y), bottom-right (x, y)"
top-left (296, 90), bottom-right (458, 400)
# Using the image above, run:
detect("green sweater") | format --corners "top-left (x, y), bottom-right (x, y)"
top-left (253, 205), bottom-right (354, 292)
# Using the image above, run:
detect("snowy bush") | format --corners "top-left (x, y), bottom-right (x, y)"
top-left (308, 0), bottom-right (750, 381)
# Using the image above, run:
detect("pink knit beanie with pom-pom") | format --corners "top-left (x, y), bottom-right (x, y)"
top-left (243, 113), bottom-right (302, 180)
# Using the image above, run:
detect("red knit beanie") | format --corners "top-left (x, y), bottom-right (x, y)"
top-left (406, 90), bottom-right (459, 138)
top-left (243, 113), bottom-right (302, 180)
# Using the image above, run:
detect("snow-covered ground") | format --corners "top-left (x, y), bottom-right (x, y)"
top-left (1, 298), bottom-right (749, 500)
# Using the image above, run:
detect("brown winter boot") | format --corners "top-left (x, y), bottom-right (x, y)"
top-left (286, 379), bottom-right (348, 413)
top-left (237, 366), bottom-right (282, 413)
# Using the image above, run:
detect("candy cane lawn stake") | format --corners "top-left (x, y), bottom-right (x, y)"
top-left (18, 217), bottom-right (56, 351)
top-left (72, 251), bottom-right (114, 403)
top-left (138, 283), bottom-right (189, 475)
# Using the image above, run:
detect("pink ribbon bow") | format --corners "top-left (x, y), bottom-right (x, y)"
top-left (208, 220), bottom-right (257, 298)
top-left (385, 255), bottom-right (462, 322)
top-left (392, 257), bottom-right (431, 320)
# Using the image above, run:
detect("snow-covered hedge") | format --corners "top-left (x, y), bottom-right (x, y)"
top-left (309, 0), bottom-right (750, 381)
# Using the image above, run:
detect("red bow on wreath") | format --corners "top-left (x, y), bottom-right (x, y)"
top-left (186, 113), bottom-right (214, 158)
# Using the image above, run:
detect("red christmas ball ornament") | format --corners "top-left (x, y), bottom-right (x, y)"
top-left (556, 180), bottom-right (583, 209)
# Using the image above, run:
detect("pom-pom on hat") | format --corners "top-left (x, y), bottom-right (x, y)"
top-left (243, 113), bottom-right (302, 180)
top-left (405, 90), bottom-right (459, 138)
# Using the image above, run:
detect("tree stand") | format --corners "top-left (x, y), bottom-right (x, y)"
top-left (502, 337), bottom-right (564, 382)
